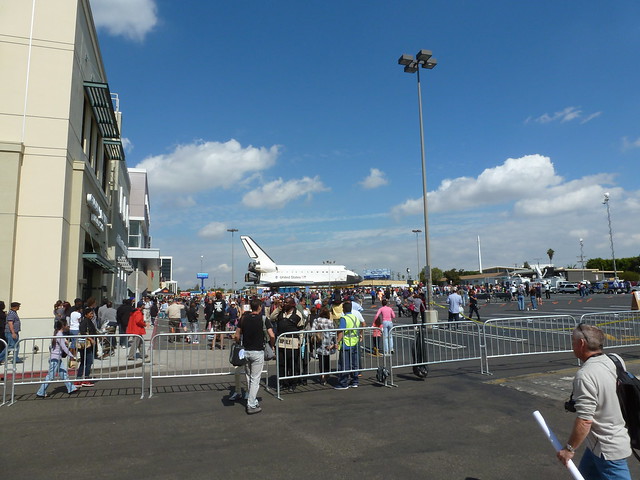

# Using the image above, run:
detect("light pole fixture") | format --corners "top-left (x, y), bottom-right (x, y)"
top-left (602, 193), bottom-right (617, 280)
top-left (398, 49), bottom-right (437, 310)
top-left (227, 228), bottom-right (238, 292)
top-left (412, 229), bottom-right (422, 284)
top-left (323, 260), bottom-right (335, 293)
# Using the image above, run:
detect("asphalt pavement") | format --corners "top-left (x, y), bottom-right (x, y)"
top-left (2, 292), bottom-right (639, 480)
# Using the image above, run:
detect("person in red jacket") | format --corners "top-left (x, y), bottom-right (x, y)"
top-left (127, 301), bottom-right (148, 361)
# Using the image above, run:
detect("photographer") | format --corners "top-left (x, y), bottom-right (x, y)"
top-left (557, 324), bottom-right (631, 479)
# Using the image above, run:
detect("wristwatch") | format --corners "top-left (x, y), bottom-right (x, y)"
top-left (565, 444), bottom-right (576, 453)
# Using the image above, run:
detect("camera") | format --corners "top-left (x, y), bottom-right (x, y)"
top-left (564, 394), bottom-right (576, 413)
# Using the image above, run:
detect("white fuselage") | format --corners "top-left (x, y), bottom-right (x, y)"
top-left (258, 264), bottom-right (359, 286)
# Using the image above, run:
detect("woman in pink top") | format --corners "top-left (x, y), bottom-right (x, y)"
top-left (373, 299), bottom-right (396, 355)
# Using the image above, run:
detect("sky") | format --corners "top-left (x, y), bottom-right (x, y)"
top-left (90, 0), bottom-right (640, 290)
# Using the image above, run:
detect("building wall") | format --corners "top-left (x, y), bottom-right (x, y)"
top-left (0, 1), bottom-right (128, 336)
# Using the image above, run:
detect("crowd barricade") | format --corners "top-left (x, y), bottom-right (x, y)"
top-left (9, 334), bottom-right (146, 404)
top-left (0, 339), bottom-right (7, 406)
top-left (388, 321), bottom-right (485, 383)
top-left (482, 315), bottom-right (578, 374)
top-left (274, 326), bottom-right (385, 399)
top-left (579, 311), bottom-right (640, 349)
top-left (148, 331), bottom-right (270, 398)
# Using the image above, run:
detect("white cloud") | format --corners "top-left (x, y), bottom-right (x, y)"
top-left (360, 168), bottom-right (388, 189)
top-left (198, 221), bottom-right (227, 239)
top-left (622, 136), bottom-right (640, 151)
top-left (392, 154), bottom-right (562, 217)
top-left (175, 196), bottom-right (196, 208)
top-left (242, 176), bottom-right (329, 209)
top-left (90, 0), bottom-right (158, 41)
top-left (135, 139), bottom-right (279, 194)
top-left (121, 137), bottom-right (133, 153)
top-left (216, 263), bottom-right (231, 273)
top-left (580, 112), bottom-right (602, 124)
top-left (527, 106), bottom-right (601, 125)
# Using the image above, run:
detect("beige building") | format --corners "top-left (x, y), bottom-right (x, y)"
top-left (0, 0), bottom-right (132, 336)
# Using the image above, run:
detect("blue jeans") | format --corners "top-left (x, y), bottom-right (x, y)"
top-left (338, 346), bottom-right (359, 387)
top-left (37, 358), bottom-right (76, 395)
top-left (0, 334), bottom-right (20, 362)
top-left (578, 447), bottom-right (631, 480)
top-left (77, 348), bottom-right (94, 379)
top-left (382, 321), bottom-right (394, 353)
top-left (517, 295), bottom-right (525, 310)
top-left (530, 296), bottom-right (537, 310)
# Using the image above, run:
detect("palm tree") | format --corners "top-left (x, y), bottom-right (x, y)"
top-left (547, 248), bottom-right (555, 264)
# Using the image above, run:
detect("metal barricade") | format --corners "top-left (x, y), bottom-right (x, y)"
top-left (482, 315), bottom-right (578, 374)
top-left (0, 339), bottom-right (7, 406)
top-left (148, 331), bottom-right (270, 398)
top-left (9, 334), bottom-right (146, 404)
top-left (579, 311), bottom-right (640, 349)
top-left (274, 327), bottom-right (385, 399)
top-left (388, 321), bottom-right (485, 384)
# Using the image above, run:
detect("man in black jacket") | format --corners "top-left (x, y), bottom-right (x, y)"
top-left (271, 297), bottom-right (304, 391)
top-left (116, 298), bottom-right (133, 348)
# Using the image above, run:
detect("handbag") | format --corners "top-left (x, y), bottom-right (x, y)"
top-left (77, 337), bottom-right (94, 350)
top-left (264, 343), bottom-right (275, 361)
top-left (229, 343), bottom-right (246, 366)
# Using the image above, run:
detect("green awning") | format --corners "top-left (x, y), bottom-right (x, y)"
top-left (83, 252), bottom-right (117, 273)
top-left (84, 82), bottom-right (125, 162)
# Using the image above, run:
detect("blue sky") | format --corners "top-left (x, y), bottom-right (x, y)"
top-left (91, 0), bottom-right (640, 289)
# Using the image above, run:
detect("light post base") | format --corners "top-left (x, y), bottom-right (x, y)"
top-left (424, 309), bottom-right (438, 324)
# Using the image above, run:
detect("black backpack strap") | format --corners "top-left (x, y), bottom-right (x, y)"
top-left (606, 353), bottom-right (625, 375)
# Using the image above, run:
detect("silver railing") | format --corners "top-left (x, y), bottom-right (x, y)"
top-left (388, 321), bottom-right (485, 384)
top-left (274, 327), bottom-right (385, 399)
top-left (482, 315), bottom-right (578, 374)
top-left (579, 311), bottom-right (640, 349)
top-left (0, 339), bottom-right (7, 405)
top-left (148, 331), bottom-right (270, 398)
top-left (9, 334), bottom-right (146, 404)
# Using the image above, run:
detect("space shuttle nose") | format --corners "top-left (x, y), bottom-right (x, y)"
top-left (347, 274), bottom-right (363, 284)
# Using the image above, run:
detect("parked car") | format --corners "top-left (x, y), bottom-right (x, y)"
top-left (557, 283), bottom-right (579, 294)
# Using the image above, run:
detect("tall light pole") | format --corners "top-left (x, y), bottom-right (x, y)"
top-left (412, 229), bottom-right (422, 284)
top-left (227, 228), bottom-right (238, 292)
top-left (578, 239), bottom-right (585, 281)
top-left (602, 193), bottom-right (617, 280)
top-left (323, 260), bottom-right (335, 296)
top-left (398, 49), bottom-right (437, 314)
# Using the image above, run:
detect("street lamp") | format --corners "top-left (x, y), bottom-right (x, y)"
top-left (398, 49), bottom-right (437, 316)
top-left (578, 239), bottom-right (585, 282)
top-left (227, 228), bottom-right (238, 292)
top-left (602, 193), bottom-right (617, 280)
top-left (412, 229), bottom-right (422, 283)
top-left (323, 260), bottom-right (335, 296)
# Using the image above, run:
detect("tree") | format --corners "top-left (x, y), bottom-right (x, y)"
top-left (547, 248), bottom-right (554, 264)
top-left (431, 267), bottom-right (444, 285)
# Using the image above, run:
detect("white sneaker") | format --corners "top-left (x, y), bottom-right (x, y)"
top-left (229, 392), bottom-right (241, 401)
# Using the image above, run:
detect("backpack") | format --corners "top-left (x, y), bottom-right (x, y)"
top-left (607, 354), bottom-right (640, 462)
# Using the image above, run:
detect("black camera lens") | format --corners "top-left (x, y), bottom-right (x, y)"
top-left (564, 398), bottom-right (576, 413)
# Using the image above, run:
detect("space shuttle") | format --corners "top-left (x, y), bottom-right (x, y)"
top-left (241, 235), bottom-right (363, 287)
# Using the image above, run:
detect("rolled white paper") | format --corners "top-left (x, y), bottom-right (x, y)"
top-left (533, 410), bottom-right (585, 480)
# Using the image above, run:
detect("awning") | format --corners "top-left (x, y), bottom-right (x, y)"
top-left (84, 81), bottom-right (125, 161)
top-left (83, 252), bottom-right (117, 273)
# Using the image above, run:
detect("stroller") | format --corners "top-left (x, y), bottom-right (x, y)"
top-left (98, 323), bottom-right (117, 359)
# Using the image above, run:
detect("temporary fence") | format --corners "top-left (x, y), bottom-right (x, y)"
top-left (8, 334), bottom-right (146, 404)
top-left (482, 315), bottom-right (578, 374)
top-left (0, 339), bottom-right (6, 405)
top-left (148, 331), bottom-right (270, 398)
top-left (273, 326), bottom-right (386, 399)
top-left (4, 312), bottom-right (640, 405)
top-left (388, 321), bottom-right (485, 384)
top-left (579, 311), bottom-right (640, 349)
